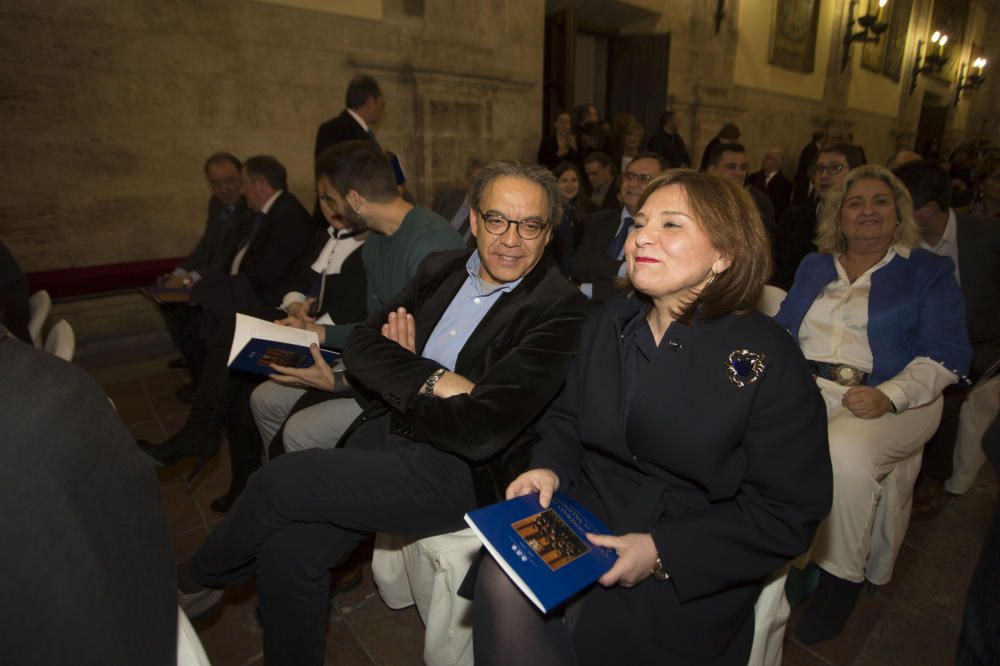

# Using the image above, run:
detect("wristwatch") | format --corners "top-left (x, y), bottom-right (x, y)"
top-left (650, 556), bottom-right (670, 581)
top-left (422, 368), bottom-right (446, 397)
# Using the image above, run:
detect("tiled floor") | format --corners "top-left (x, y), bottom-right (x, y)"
top-left (89, 353), bottom-right (998, 666)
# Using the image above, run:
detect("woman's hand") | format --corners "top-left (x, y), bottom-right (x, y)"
top-left (841, 386), bottom-right (892, 419)
top-left (505, 468), bottom-right (560, 508)
top-left (587, 532), bottom-right (660, 588)
top-left (268, 344), bottom-right (336, 392)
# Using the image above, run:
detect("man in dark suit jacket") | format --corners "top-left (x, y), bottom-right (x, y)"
top-left (572, 153), bottom-right (666, 302)
top-left (0, 327), bottom-right (177, 665)
top-left (646, 110), bottom-right (691, 168)
top-left (749, 148), bottom-right (793, 221)
top-left (704, 143), bottom-right (777, 241)
top-left (772, 142), bottom-right (864, 289)
top-left (698, 122), bottom-right (740, 171)
top-left (583, 151), bottom-right (619, 211)
top-left (312, 74), bottom-right (385, 223)
top-left (896, 160), bottom-right (1000, 515)
top-left (184, 161), bottom-right (591, 664)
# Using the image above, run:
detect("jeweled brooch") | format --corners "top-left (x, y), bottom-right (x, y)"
top-left (726, 350), bottom-right (766, 387)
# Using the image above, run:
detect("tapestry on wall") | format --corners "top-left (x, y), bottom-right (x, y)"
top-left (881, 0), bottom-right (913, 82)
top-left (768, 0), bottom-right (821, 73)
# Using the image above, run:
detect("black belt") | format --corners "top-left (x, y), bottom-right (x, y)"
top-left (808, 360), bottom-right (870, 386)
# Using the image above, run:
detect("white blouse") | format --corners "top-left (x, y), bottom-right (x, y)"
top-left (798, 245), bottom-right (957, 412)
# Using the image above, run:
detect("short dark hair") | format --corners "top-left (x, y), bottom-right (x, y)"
top-left (345, 74), bottom-right (381, 110)
top-left (465, 157), bottom-right (486, 179)
top-left (659, 110), bottom-right (675, 127)
top-left (718, 123), bottom-right (741, 140)
top-left (315, 141), bottom-right (397, 203)
top-left (632, 169), bottom-right (771, 322)
top-left (812, 130), bottom-right (826, 143)
top-left (707, 142), bottom-right (747, 167)
top-left (552, 108), bottom-right (571, 124)
top-left (243, 155), bottom-right (287, 190)
top-left (628, 152), bottom-right (668, 171)
top-left (583, 151), bottom-right (613, 170)
top-left (470, 161), bottom-right (563, 229)
top-left (203, 152), bottom-right (241, 174)
top-left (817, 142), bottom-right (866, 170)
top-left (893, 159), bottom-right (953, 211)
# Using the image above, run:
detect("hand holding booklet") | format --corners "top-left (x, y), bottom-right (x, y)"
top-left (228, 313), bottom-right (340, 377)
top-left (465, 492), bottom-right (618, 613)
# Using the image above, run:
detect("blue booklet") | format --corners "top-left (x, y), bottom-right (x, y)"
top-left (465, 493), bottom-right (618, 613)
top-left (229, 338), bottom-right (340, 377)
top-left (227, 313), bottom-right (340, 377)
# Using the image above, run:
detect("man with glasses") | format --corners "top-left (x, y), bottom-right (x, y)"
top-left (182, 161), bottom-right (590, 664)
top-left (773, 143), bottom-right (865, 289)
top-left (704, 142), bottom-right (776, 240)
top-left (571, 152), bottom-right (667, 302)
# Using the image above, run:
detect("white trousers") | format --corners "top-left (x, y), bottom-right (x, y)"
top-left (249, 381), bottom-right (363, 453)
top-left (811, 378), bottom-right (943, 583)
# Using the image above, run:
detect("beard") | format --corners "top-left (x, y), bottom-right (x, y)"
top-left (341, 206), bottom-right (369, 233)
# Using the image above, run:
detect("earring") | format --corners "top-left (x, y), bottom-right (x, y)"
top-left (896, 219), bottom-right (901, 226)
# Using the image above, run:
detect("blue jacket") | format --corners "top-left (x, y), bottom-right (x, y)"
top-left (774, 248), bottom-right (971, 385)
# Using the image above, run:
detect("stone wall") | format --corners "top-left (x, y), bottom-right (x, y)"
top-left (0, 0), bottom-right (545, 273)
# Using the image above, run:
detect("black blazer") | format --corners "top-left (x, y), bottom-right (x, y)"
top-left (530, 296), bottom-right (832, 664)
top-left (570, 207), bottom-right (628, 303)
top-left (772, 198), bottom-right (820, 290)
top-left (239, 191), bottom-right (318, 307)
top-left (0, 239), bottom-right (30, 344)
top-left (343, 249), bottom-right (591, 506)
top-left (314, 109), bottom-right (371, 160)
top-left (956, 212), bottom-right (1000, 374)
top-left (749, 169), bottom-right (793, 221)
top-left (181, 196), bottom-right (253, 275)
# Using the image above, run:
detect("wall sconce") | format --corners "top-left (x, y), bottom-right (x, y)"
top-left (955, 58), bottom-right (988, 106)
top-left (908, 31), bottom-right (950, 95)
top-left (842, 0), bottom-right (889, 71)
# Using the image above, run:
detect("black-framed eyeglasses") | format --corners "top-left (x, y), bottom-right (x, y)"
top-left (477, 210), bottom-right (549, 240)
top-left (622, 171), bottom-right (653, 184)
top-left (814, 163), bottom-right (846, 175)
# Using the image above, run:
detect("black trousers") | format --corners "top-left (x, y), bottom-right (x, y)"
top-left (920, 384), bottom-right (968, 481)
top-left (190, 414), bottom-right (478, 666)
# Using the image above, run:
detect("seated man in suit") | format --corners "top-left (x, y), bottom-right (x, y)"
top-left (431, 156), bottom-right (484, 244)
top-left (749, 148), bottom-right (793, 221)
top-left (571, 152), bottom-right (666, 302)
top-left (138, 155), bottom-right (317, 479)
top-left (583, 151), bottom-right (619, 211)
top-left (182, 160), bottom-right (591, 665)
top-left (772, 142), bottom-right (865, 289)
top-left (158, 152), bottom-right (253, 371)
top-left (895, 159), bottom-right (1000, 516)
top-left (249, 140), bottom-right (464, 455)
top-left (160, 152), bottom-right (252, 290)
top-left (704, 142), bottom-right (776, 241)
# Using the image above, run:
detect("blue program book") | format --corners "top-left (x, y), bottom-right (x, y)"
top-left (465, 493), bottom-right (618, 613)
top-left (227, 313), bottom-right (340, 377)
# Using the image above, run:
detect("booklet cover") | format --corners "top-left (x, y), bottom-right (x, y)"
top-left (465, 493), bottom-right (618, 613)
top-left (227, 313), bottom-right (340, 377)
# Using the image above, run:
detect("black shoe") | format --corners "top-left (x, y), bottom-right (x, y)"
top-left (137, 422), bottom-right (220, 485)
top-left (794, 569), bottom-right (863, 645)
top-left (175, 382), bottom-right (196, 403)
top-left (177, 561), bottom-right (224, 622)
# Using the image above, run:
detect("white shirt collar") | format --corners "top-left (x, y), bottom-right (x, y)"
top-left (261, 190), bottom-right (282, 215)
top-left (942, 208), bottom-right (958, 246)
top-left (347, 108), bottom-right (369, 133)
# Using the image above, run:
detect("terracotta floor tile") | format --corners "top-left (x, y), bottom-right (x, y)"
top-left (876, 542), bottom-right (917, 600)
top-left (857, 605), bottom-right (960, 665)
top-left (160, 482), bottom-right (205, 535)
top-left (143, 370), bottom-right (190, 396)
top-left (171, 525), bottom-right (209, 564)
top-left (343, 596), bottom-right (426, 666)
top-left (195, 585), bottom-right (264, 666)
top-left (324, 617), bottom-right (376, 665)
top-left (780, 639), bottom-right (830, 666)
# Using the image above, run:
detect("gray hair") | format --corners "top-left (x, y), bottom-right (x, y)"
top-left (469, 160), bottom-right (563, 228)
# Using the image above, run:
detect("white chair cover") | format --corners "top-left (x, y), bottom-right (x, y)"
top-left (44, 319), bottom-right (75, 362)
top-left (176, 606), bottom-right (211, 666)
top-left (27, 289), bottom-right (51, 348)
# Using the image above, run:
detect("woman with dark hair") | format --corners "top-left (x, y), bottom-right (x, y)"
top-left (776, 164), bottom-right (971, 644)
top-left (550, 161), bottom-right (596, 276)
top-left (473, 170), bottom-right (832, 665)
top-left (538, 110), bottom-right (580, 171)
